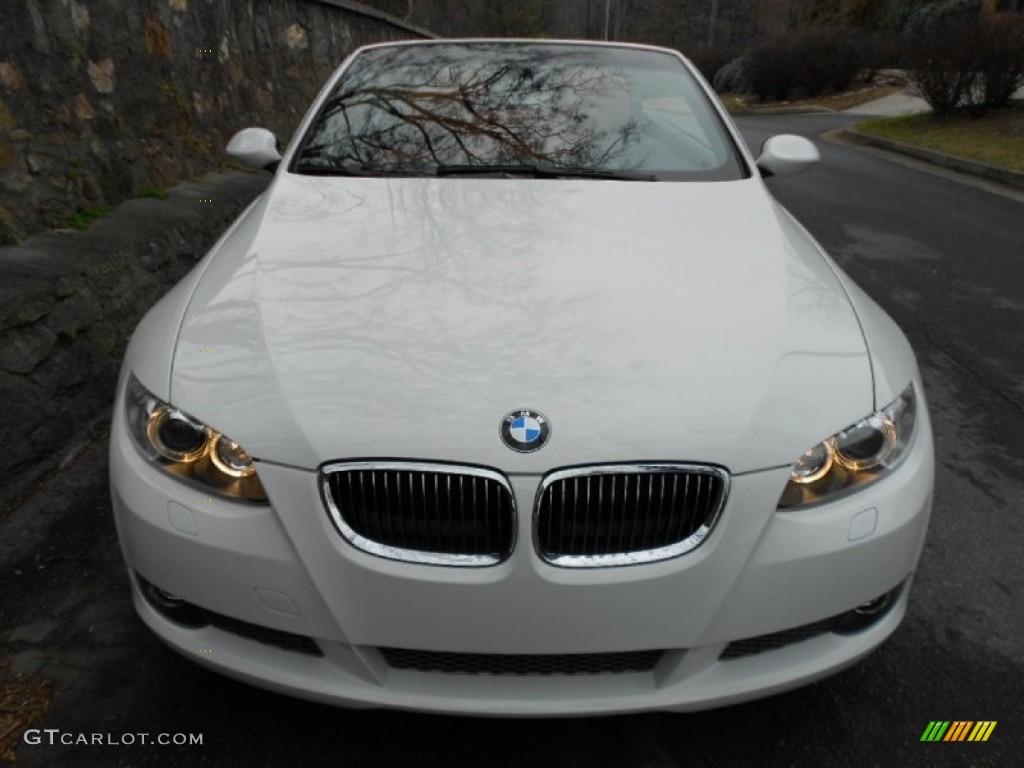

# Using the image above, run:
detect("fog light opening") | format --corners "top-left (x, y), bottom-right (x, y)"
top-left (854, 594), bottom-right (891, 616)
top-left (150, 586), bottom-right (184, 608)
top-left (136, 573), bottom-right (207, 629)
top-left (833, 583), bottom-right (904, 635)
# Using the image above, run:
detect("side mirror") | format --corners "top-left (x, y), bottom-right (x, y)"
top-left (756, 135), bottom-right (819, 178)
top-left (226, 127), bottom-right (282, 172)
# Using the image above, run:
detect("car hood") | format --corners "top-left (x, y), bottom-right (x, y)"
top-left (169, 174), bottom-right (872, 475)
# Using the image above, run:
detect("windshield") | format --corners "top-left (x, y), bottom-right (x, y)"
top-left (292, 43), bottom-right (748, 181)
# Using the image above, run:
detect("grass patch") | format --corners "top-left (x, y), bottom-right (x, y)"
top-left (725, 84), bottom-right (903, 113)
top-left (854, 102), bottom-right (1024, 173)
top-left (0, 206), bottom-right (24, 245)
top-left (138, 185), bottom-right (168, 199)
top-left (1, 222), bottom-right (25, 245)
top-left (62, 204), bottom-right (113, 230)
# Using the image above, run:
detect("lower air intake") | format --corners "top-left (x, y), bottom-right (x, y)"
top-left (380, 648), bottom-right (665, 676)
top-left (719, 615), bottom-right (842, 660)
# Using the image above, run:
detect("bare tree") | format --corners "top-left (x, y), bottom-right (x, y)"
top-left (298, 45), bottom-right (643, 170)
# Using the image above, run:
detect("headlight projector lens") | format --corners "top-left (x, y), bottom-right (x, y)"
top-left (791, 442), bottom-right (833, 484)
top-left (833, 415), bottom-right (897, 471)
top-left (211, 436), bottom-right (257, 478)
top-left (147, 406), bottom-right (210, 463)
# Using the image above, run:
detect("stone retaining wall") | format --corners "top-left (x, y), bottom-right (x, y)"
top-left (0, 0), bottom-right (434, 507)
top-left (0, 171), bottom-right (270, 507)
top-left (0, 0), bottom-right (434, 242)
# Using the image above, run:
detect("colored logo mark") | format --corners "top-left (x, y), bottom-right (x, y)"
top-left (499, 409), bottom-right (550, 452)
top-left (510, 415), bottom-right (542, 444)
top-left (920, 721), bottom-right (996, 742)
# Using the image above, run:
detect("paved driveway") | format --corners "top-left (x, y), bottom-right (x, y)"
top-left (2, 114), bottom-right (1022, 767)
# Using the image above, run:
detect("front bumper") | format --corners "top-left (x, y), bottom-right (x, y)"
top-left (109, 398), bottom-right (934, 715)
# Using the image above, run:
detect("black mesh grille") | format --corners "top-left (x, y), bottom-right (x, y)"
top-left (323, 465), bottom-right (515, 562)
top-left (205, 612), bottom-right (323, 656)
top-left (380, 647), bottom-right (664, 675)
top-left (536, 466), bottom-right (727, 562)
top-left (719, 615), bottom-right (843, 660)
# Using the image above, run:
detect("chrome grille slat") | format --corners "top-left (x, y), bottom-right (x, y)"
top-left (584, 475), bottom-right (593, 557)
top-left (381, 471), bottom-right (390, 544)
top-left (445, 474), bottom-right (452, 553)
top-left (403, 473), bottom-right (411, 544)
top-left (667, 475), bottom-right (677, 541)
top-left (534, 463), bottom-right (729, 568)
top-left (321, 462), bottom-right (516, 567)
top-left (693, 475), bottom-right (704, 541)
top-left (490, 477), bottom-right (497, 553)
top-left (655, 473), bottom-right (667, 544)
top-left (610, 475), bottom-right (620, 553)
top-left (355, 473), bottom-right (365, 539)
top-left (473, 476), bottom-right (482, 555)
top-left (598, 476), bottom-right (609, 554)
top-left (562, 477), bottom-right (570, 554)
top-left (630, 475), bottom-right (640, 551)
top-left (637, 475), bottom-right (649, 550)
top-left (680, 473), bottom-right (692, 544)
top-left (571, 477), bottom-right (579, 555)
top-left (420, 473), bottom-right (429, 540)
top-left (393, 471), bottom-right (403, 543)
top-left (434, 473), bottom-right (441, 549)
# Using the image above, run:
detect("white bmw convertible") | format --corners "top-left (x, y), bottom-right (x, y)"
top-left (109, 39), bottom-right (934, 715)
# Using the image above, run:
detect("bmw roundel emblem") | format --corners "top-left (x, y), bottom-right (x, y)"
top-left (500, 409), bottom-right (551, 453)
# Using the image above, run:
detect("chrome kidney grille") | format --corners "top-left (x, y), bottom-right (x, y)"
top-left (320, 462), bottom-right (516, 567)
top-left (534, 464), bottom-right (729, 567)
top-left (321, 461), bottom-right (728, 568)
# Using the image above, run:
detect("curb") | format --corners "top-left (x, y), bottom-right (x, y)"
top-left (837, 128), bottom-right (1024, 190)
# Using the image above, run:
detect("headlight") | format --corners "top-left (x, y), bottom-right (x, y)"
top-left (125, 373), bottom-right (268, 502)
top-left (778, 383), bottom-right (917, 509)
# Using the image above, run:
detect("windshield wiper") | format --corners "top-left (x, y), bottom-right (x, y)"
top-left (293, 161), bottom-right (655, 181)
top-left (434, 163), bottom-right (656, 181)
top-left (292, 162), bottom-right (363, 176)
top-left (292, 161), bottom-right (434, 177)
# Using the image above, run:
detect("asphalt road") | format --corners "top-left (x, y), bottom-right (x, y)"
top-left (2, 114), bottom-right (1022, 767)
